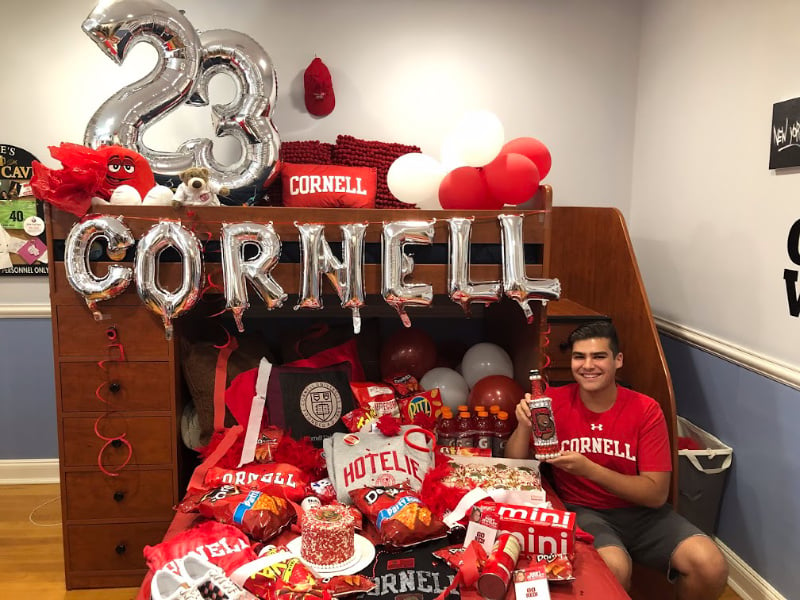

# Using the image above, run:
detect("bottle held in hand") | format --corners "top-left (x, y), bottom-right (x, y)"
top-left (527, 369), bottom-right (560, 460)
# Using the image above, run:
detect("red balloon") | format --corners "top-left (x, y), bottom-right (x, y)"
top-left (438, 166), bottom-right (501, 210)
top-left (501, 137), bottom-right (552, 180)
top-left (380, 327), bottom-right (438, 379)
top-left (468, 375), bottom-right (524, 428)
top-left (482, 153), bottom-right (541, 206)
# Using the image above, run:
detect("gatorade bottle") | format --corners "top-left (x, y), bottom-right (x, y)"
top-left (436, 410), bottom-right (457, 449)
top-left (474, 410), bottom-right (493, 451)
top-left (492, 411), bottom-right (513, 457)
top-left (456, 411), bottom-right (475, 447)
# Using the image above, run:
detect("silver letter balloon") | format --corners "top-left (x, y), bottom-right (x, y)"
top-left (64, 215), bottom-right (134, 320)
top-left (220, 221), bottom-right (287, 332)
top-left (498, 214), bottom-right (561, 322)
top-left (381, 220), bottom-right (436, 327)
top-left (134, 221), bottom-right (203, 339)
top-left (295, 222), bottom-right (367, 334)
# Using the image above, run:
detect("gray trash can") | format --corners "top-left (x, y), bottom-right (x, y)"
top-left (676, 416), bottom-right (733, 535)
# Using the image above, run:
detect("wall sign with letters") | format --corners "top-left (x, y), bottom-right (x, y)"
top-left (0, 144), bottom-right (47, 276)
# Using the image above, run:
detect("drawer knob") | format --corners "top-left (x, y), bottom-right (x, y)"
top-left (108, 382), bottom-right (121, 393)
top-left (113, 491), bottom-right (125, 502)
top-left (115, 543), bottom-right (127, 555)
top-left (110, 439), bottom-right (123, 449)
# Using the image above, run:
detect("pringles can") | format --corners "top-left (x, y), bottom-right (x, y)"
top-left (477, 532), bottom-right (522, 600)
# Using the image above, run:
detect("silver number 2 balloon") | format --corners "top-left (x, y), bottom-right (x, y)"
top-left (64, 216), bottom-right (134, 320)
top-left (498, 214), bottom-right (561, 322)
top-left (82, 0), bottom-right (280, 201)
top-left (82, 0), bottom-right (202, 172)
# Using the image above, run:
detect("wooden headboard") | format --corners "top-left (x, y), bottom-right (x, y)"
top-left (549, 206), bottom-right (679, 507)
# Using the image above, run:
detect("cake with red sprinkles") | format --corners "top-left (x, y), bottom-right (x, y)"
top-left (300, 503), bottom-right (356, 566)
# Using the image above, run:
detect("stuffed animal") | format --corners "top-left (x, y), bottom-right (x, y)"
top-left (172, 167), bottom-right (229, 207)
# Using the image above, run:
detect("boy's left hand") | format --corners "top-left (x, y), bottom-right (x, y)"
top-left (544, 451), bottom-right (595, 478)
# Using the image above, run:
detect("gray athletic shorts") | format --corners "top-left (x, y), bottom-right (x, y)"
top-left (563, 502), bottom-right (706, 580)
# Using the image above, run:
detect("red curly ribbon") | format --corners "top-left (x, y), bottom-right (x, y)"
top-left (93, 416), bottom-right (132, 477)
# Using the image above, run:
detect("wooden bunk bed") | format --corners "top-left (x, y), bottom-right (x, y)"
top-left (45, 185), bottom-right (678, 599)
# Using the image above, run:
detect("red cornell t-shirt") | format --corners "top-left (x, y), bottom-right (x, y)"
top-left (549, 383), bottom-right (672, 509)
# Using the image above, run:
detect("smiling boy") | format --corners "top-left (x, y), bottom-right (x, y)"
top-left (504, 321), bottom-right (728, 599)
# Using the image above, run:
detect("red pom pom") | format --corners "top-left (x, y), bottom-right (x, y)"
top-left (376, 414), bottom-right (403, 436)
top-left (411, 412), bottom-right (437, 432)
top-left (273, 434), bottom-right (326, 479)
top-left (420, 461), bottom-right (469, 519)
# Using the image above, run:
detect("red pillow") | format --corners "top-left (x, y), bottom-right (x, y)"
top-left (281, 163), bottom-right (376, 208)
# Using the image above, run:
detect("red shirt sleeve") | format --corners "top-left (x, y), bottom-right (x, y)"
top-left (636, 400), bottom-right (672, 472)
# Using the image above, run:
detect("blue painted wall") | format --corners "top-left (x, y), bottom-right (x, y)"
top-left (0, 318), bottom-right (57, 458)
top-left (661, 335), bottom-right (799, 599)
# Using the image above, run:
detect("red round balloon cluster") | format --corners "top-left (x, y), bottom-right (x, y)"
top-left (467, 374), bottom-right (523, 429)
top-left (379, 327), bottom-right (438, 379)
top-left (439, 136), bottom-right (551, 210)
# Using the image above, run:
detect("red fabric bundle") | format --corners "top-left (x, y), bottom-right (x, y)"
top-left (144, 520), bottom-right (256, 575)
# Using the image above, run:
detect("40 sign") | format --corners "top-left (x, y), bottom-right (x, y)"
top-left (0, 144), bottom-right (48, 276)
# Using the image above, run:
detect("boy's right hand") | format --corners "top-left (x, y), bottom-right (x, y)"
top-left (515, 393), bottom-right (533, 429)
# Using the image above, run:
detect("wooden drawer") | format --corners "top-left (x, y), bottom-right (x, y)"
top-left (62, 415), bottom-right (174, 467)
top-left (55, 305), bottom-right (170, 360)
top-left (60, 361), bottom-right (173, 413)
top-left (64, 469), bottom-right (175, 521)
top-left (67, 521), bottom-right (171, 573)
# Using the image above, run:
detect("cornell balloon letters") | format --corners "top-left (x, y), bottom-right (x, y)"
top-left (63, 216), bottom-right (560, 337)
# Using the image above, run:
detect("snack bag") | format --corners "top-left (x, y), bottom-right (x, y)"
top-left (350, 484), bottom-right (447, 547)
top-left (204, 463), bottom-right (310, 501)
top-left (350, 381), bottom-right (400, 418)
top-left (194, 485), bottom-right (295, 542)
top-left (342, 407), bottom-right (378, 433)
top-left (231, 545), bottom-right (376, 600)
top-left (383, 374), bottom-right (421, 398)
top-left (397, 389), bottom-right (444, 423)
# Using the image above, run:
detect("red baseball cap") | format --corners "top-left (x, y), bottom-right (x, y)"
top-left (304, 57), bottom-right (335, 117)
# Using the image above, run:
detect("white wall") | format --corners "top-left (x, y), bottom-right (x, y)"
top-left (0, 0), bottom-right (641, 305)
top-left (630, 0), bottom-right (800, 368)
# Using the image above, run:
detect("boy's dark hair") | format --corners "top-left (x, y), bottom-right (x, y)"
top-left (568, 321), bottom-right (620, 355)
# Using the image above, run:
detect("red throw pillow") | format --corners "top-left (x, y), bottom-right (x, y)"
top-left (281, 163), bottom-right (376, 208)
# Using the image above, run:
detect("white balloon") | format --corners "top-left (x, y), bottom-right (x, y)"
top-left (420, 367), bottom-right (470, 411)
top-left (440, 132), bottom-right (467, 172)
top-left (452, 110), bottom-right (505, 168)
top-left (387, 153), bottom-right (445, 208)
top-left (143, 185), bottom-right (176, 206)
top-left (461, 342), bottom-right (514, 388)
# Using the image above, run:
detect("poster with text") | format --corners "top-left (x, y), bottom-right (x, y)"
top-left (769, 97), bottom-right (800, 170)
top-left (0, 145), bottom-right (47, 276)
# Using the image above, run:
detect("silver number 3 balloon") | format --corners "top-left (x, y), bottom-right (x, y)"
top-left (82, 0), bottom-right (280, 202)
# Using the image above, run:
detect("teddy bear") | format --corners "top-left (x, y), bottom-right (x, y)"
top-left (172, 166), bottom-right (229, 207)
